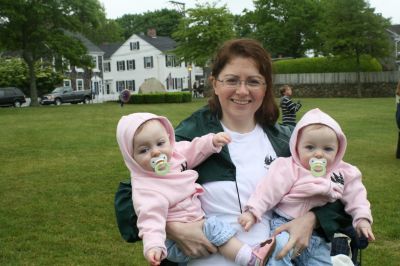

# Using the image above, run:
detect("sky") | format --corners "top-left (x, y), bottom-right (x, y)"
top-left (99, 0), bottom-right (400, 24)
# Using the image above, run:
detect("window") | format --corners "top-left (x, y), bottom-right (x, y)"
top-left (4, 90), bottom-right (14, 96)
top-left (93, 81), bottom-right (99, 94)
top-left (144, 56), bottom-right (153, 69)
top-left (165, 55), bottom-right (181, 67)
top-left (126, 80), bottom-right (135, 91)
top-left (104, 62), bottom-right (111, 72)
top-left (76, 79), bottom-right (84, 91)
top-left (176, 78), bottom-right (183, 89)
top-left (130, 41), bottom-right (140, 50)
top-left (166, 76), bottom-right (183, 90)
top-left (63, 58), bottom-right (71, 71)
top-left (127, 59), bottom-right (135, 70)
top-left (116, 81), bottom-right (125, 92)
top-left (92, 56), bottom-right (97, 69)
top-left (63, 79), bottom-right (71, 87)
top-left (117, 61), bottom-right (125, 71)
top-left (98, 56), bottom-right (103, 72)
top-left (166, 55), bottom-right (174, 67)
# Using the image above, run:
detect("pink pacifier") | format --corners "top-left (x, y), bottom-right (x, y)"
top-left (309, 158), bottom-right (327, 177)
top-left (150, 154), bottom-right (170, 175)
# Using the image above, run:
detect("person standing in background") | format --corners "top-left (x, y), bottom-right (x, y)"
top-left (193, 82), bottom-right (199, 98)
top-left (396, 81), bottom-right (400, 158)
top-left (279, 85), bottom-right (302, 126)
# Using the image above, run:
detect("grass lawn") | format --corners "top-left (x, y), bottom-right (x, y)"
top-left (0, 98), bottom-right (398, 265)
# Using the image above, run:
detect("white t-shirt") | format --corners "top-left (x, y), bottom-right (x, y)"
top-left (188, 124), bottom-right (277, 266)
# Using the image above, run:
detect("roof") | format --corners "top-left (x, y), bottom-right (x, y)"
top-left (388, 24), bottom-right (400, 35)
top-left (66, 31), bottom-right (104, 54)
top-left (77, 35), bottom-right (104, 54)
top-left (137, 34), bottom-right (177, 53)
top-left (99, 43), bottom-right (123, 59)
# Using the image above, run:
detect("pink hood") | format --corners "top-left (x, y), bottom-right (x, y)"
top-left (116, 113), bottom-right (220, 258)
top-left (116, 112), bottom-right (177, 179)
top-left (289, 108), bottom-right (347, 173)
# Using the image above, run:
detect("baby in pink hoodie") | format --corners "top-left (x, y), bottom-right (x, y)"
top-left (239, 108), bottom-right (374, 266)
top-left (116, 112), bottom-right (275, 266)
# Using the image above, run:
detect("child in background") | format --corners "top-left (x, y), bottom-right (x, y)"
top-left (239, 108), bottom-right (374, 266)
top-left (279, 85), bottom-right (302, 126)
top-left (116, 112), bottom-right (275, 266)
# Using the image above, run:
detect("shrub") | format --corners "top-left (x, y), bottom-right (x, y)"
top-left (182, 92), bottom-right (192, 102)
top-left (128, 92), bottom-right (191, 104)
top-left (144, 93), bottom-right (165, 104)
top-left (165, 92), bottom-right (183, 103)
top-left (273, 55), bottom-right (382, 74)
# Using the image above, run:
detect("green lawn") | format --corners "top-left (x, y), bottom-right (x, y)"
top-left (0, 98), bottom-right (398, 265)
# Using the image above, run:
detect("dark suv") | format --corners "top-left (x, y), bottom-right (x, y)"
top-left (0, 87), bottom-right (26, 107)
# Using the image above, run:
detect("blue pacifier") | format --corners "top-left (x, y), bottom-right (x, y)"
top-left (150, 154), bottom-right (170, 175)
top-left (309, 158), bottom-right (327, 177)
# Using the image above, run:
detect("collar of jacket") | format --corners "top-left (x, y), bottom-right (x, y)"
top-left (174, 106), bottom-right (293, 184)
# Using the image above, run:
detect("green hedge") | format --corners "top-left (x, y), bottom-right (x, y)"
top-left (128, 92), bottom-right (192, 104)
top-left (273, 55), bottom-right (382, 74)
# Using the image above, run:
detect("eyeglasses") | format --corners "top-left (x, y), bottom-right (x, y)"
top-left (217, 77), bottom-right (266, 90)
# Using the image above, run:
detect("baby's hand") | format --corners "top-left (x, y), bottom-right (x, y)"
top-left (145, 247), bottom-right (163, 266)
top-left (213, 132), bottom-right (231, 148)
top-left (238, 211), bottom-right (256, 232)
top-left (356, 219), bottom-right (375, 241)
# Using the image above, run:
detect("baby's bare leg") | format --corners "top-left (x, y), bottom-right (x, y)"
top-left (218, 237), bottom-right (244, 261)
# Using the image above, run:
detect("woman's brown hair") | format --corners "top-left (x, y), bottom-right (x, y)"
top-left (208, 38), bottom-right (279, 127)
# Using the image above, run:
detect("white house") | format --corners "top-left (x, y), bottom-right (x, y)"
top-left (99, 29), bottom-right (196, 101)
top-left (387, 24), bottom-right (400, 70)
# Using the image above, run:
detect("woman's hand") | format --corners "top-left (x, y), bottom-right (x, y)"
top-left (272, 212), bottom-right (316, 259)
top-left (166, 220), bottom-right (217, 258)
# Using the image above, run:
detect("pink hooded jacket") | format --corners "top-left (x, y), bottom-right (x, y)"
top-left (116, 112), bottom-right (221, 259)
top-left (246, 108), bottom-right (372, 228)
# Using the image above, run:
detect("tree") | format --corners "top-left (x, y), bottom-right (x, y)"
top-left (0, 0), bottom-right (104, 106)
top-left (172, 3), bottom-right (235, 67)
top-left (233, 12), bottom-right (256, 38)
top-left (250, 0), bottom-right (321, 58)
top-left (0, 57), bottom-right (27, 89)
top-left (116, 9), bottom-right (182, 39)
top-left (319, 0), bottom-right (392, 97)
top-left (83, 19), bottom-right (124, 45)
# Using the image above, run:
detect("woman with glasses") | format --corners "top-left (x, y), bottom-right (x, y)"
top-left (162, 38), bottom-right (350, 266)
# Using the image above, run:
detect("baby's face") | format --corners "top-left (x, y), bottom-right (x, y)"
top-left (132, 120), bottom-right (172, 172)
top-left (297, 125), bottom-right (338, 171)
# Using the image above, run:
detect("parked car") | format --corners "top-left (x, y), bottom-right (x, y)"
top-left (0, 87), bottom-right (26, 107)
top-left (40, 86), bottom-right (92, 106)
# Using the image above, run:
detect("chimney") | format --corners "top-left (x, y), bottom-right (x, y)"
top-left (147, 28), bottom-right (157, 38)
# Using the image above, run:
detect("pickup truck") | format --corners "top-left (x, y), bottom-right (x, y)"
top-left (40, 86), bottom-right (92, 105)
